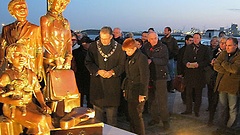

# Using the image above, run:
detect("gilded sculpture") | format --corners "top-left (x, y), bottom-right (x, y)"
top-left (0, 0), bottom-right (44, 80)
top-left (0, 43), bottom-right (53, 135)
top-left (0, 0), bottom-right (84, 133)
top-left (40, 0), bottom-right (72, 71)
top-left (40, 0), bottom-right (80, 118)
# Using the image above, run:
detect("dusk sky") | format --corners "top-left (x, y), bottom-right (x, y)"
top-left (1, 0), bottom-right (240, 32)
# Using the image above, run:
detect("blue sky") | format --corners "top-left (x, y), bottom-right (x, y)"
top-left (1, 0), bottom-right (240, 32)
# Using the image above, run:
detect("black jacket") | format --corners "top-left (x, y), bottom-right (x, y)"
top-left (161, 35), bottom-right (179, 59)
top-left (183, 43), bottom-right (211, 88)
top-left (143, 41), bottom-right (169, 80)
top-left (122, 49), bottom-right (149, 102)
top-left (85, 39), bottom-right (126, 107)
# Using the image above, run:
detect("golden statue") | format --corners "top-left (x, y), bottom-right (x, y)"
top-left (0, 0), bottom-right (44, 80)
top-left (0, 43), bottom-right (53, 135)
top-left (40, 0), bottom-right (72, 71)
top-left (40, 0), bottom-right (80, 119)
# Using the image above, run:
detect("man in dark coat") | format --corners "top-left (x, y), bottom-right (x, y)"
top-left (177, 35), bottom-right (193, 104)
top-left (143, 32), bottom-right (170, 130)
top-left (85, 26), bottom-right (125, 126)
top-left (181, 33), bottom-right (210, 117)
top-left (161, 27), bottom-right (179, 93)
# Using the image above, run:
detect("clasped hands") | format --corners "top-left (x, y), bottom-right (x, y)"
top-left (98, 70), bottom-right (114, 78)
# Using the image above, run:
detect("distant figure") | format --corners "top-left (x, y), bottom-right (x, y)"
top-left (207, 36), bottom-right (227, 126)
top-left (85, 26), bottom-right (125, 126)
top-left (113, 27), bottom-right (124, 44)
top-left (206, 36), bottom-right (219, 111)
top-left (181, 33), bottom-right (210, 117)
top-left (124, 32), bottom-right (134, 39)
top-left (148, 28), bottom-right (155, 33)
top-left (141, 31), bottom-right (148, 44)
top-left (73, 35), bottom-right (93, 108)
top-left (213, 37), bottom-right (240, 133)
top-left (161, 26), bottom-right (179, 93)
top-left (177, 35), bottom-right (193, 104)
top-left (135, 38), bottom-right (144, 49)
top-left (218, 31), bottom-right (226, 38)
top-left (0, 43), bottom-right (52, 135)
top-left (143, 32), bottom-right (170, 130)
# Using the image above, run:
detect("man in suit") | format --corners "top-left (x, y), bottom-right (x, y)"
top-left (181, 33), bottom-right (210, 117)
top-left (85, 26), bottom-right (125, 127)
top-left (177, 35), bottom-right (193, 104)
top-left (0, 0), bottom-right (43, 79)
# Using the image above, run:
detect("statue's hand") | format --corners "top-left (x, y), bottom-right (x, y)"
top-left (1, 91), bottom-right (15, 97)
top-left (63, 58), bottom-right (71, 69)
top-left (41, 105), bottom-right (52, 114)
top-left (63, 63), bottom-right (71, 69)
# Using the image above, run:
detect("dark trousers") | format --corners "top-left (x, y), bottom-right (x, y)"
top-left (149, 80), bottom-right (169, 122)
top-left (94, 105), bottom-right (118, 127)
top-left (207, 81), bottom-right (219, 123)
top-left (185, 86), bottom-right (203, 113)
top-left (181, 89), bottom-right (195, 104)
top-left (128, 101), bottom-right (145, 135)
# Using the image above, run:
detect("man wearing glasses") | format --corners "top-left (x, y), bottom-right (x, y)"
top-left (85, 26), bottom-right (125, 127)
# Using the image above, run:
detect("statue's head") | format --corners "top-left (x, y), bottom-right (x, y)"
top-left (6, 43), bottom-right (28, 66)
top-left (48, 0), bottom-right (70, 13)
top-left (8, 0), bottom-right (28, 19)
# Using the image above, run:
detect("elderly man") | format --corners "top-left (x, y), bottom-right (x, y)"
top-left (85, 26), bottom-right (125, 127)
top-left (143, 32), bottom-right (170, 130)
top-left (213, 37), bottom-right (240, 133)
top-left (113, 27), bottom-right (124, 44)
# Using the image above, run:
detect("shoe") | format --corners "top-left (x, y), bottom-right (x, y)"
top-left (148, 120), bottom-right (159, 126)
top-left (163, 121), bottom-right (170, 130)
top-left (195, 112), bottom-right (199, 117)
top-left (181, 111), bottom-right (192, 115)
top-left (168, 89), bottom-right (175, 93)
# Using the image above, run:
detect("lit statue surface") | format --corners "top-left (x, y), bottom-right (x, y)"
top-left (0, 43), bottom-right (53, 135)
top-left (40, 0), bottom-right (80, 117)
top-left (0, 0), bottom-right (44, 80)
top-left (40, 0), bottom-right (72, 70)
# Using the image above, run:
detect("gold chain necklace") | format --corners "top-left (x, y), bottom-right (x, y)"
top-left (97, 40), bottom-right (117, 62)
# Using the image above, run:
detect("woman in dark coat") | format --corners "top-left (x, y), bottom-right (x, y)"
top-left (122, 38), bottom-right (149, 135)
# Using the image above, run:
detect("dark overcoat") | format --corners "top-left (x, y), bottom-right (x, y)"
top-left (183, 44), bottom-right (211, 88)
top-left (122, 49), bottom-right (150, 102)
top-left (143, 41), bottom-right (169, 80)
top-left (85, 39), bottom-right (125, 107)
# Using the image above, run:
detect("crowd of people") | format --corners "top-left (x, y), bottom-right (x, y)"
top-left (70, 25), bottom-right (240, 135)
